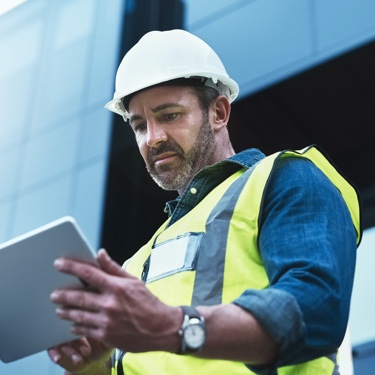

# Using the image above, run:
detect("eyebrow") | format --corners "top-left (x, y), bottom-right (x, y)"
top-left (129, 114), bottom-right (143, 125)
top-left (129, 103), bottom-right (183, 125)
top-left (152, 103), bottom-right (182, 112)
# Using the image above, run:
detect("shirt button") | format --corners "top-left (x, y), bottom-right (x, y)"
top-left (190, 187), bottom-right (197, 195)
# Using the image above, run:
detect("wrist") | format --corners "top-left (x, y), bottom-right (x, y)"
top-left (177, 306), bottom-right (207, 354)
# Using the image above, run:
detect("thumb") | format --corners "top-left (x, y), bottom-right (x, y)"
top-left (97, 248), bottom-right (126, 277)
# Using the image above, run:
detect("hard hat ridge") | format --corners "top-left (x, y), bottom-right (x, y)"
top-left (105, 29), bottom-right (239, 119)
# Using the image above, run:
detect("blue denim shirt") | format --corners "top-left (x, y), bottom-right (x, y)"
top-left (165, 148), bottom-right (357, 373)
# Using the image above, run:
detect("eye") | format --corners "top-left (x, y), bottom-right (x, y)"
top-left (132, 122), bottom-right (147, 133)
top-left (163, 112), bottom-right (178, 122)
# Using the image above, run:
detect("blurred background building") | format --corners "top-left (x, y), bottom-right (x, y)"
top-left (0, 0), bottom-right (374, 374)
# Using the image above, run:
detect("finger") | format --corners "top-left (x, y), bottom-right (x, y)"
top-left (54, 258), bottom-right (112, 291)
top-left (58, 344), bottom-right (85, 366)
top-left (48, 347), bottom-right (62, 363)
top-left (97, 249), bottom-right (127, 277)
top-left (48, 340), bottom-right (87, 367)
top-left (70, 324), bottom-right (107, 344)
top-left (51, 288), bottom-right (100, 311)
top-left (56, 306), bottom-right (99, 329)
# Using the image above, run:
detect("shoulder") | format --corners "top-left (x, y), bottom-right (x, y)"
top-left (269, 155), bottom-right (333, 192)
top-left (262, 155), bottom-right (345, 215)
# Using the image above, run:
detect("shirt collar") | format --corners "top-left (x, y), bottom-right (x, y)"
top-left (163, 148), bottom-right (266, 217)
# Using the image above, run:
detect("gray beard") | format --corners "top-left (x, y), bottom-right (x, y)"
top-left (146, 119), bottom-right (216, 192)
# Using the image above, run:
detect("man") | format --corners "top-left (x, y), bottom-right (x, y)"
top-left (48, 29), bottom-right (362, 375)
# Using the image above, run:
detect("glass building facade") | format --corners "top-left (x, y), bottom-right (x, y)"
top-left (0, 0), bottom-right (123, 373)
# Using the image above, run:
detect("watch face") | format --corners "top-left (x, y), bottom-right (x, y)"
top-left (185, 322), bottom-right (205, 349)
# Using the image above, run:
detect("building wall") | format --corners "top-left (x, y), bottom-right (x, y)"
top-left (183, 0), bottom-right (375, 372)
top-left (0, 0), bottom-right (124, 374)
top-left (184, 0), bottom-right (375, 100)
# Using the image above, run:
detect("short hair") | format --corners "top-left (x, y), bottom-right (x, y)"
top-left (191, 85), bottom-right (220, 114)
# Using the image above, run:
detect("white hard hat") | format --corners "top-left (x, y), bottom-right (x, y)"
top-left (104, 29), bottom-right (239, 119)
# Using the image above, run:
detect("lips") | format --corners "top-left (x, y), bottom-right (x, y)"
top-left (153, 152), bottom-right (178, 165)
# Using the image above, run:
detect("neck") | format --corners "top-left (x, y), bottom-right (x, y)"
top-left (177, 141), bottom-right (235, 196)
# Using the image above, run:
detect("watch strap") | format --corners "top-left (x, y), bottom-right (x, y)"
top-left (180, 305), bottom-right (201, 319)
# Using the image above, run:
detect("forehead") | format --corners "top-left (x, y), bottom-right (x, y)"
top-left (128, 85), bottom-right (199, 113)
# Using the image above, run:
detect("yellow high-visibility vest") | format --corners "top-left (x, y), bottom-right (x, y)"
top-left (113, 146), bottom-right (361, 375)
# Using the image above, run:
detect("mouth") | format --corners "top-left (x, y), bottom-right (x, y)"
top-left (153, 152), bottom-right (179, 166)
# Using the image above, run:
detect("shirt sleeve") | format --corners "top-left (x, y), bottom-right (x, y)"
top-left (232, 156), bottom-right (357, 370)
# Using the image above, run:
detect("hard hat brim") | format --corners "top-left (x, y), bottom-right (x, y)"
top-left (104, 73), bottom-right (239, 117)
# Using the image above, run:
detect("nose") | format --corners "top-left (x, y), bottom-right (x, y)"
top-left (146, 121), bottom-right (167, 147)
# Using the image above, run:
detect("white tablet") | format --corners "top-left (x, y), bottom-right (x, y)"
top-left (0, 216), bottom-right (98, 363)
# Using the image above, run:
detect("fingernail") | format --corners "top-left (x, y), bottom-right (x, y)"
top-left (72, 354), bottom-right (81, 364)
top-left (55, 308), bottom-right (64, 316)
top-left (50, 291), bottom-right (59, 301)
top-left (99, 248), bottom-right (108, 258)
top-left (53, 354), bottom-right (61, 363)
top-left (54, 258), bottom-right (64, 269)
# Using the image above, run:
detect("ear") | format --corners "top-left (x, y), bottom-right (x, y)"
top-left (210, 96), bottom-right (231, 131)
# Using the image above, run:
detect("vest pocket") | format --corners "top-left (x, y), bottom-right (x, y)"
top-left (145, 232), bottom-right (203, 283)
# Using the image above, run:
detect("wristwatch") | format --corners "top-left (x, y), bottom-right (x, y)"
top-left (178, 305), bottom-right (206, 354)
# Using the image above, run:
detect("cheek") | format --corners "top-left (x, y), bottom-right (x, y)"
top-left (180, 125), bottom-right (200, 148)
top-left (136, 137), bottom-right (148, 162)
